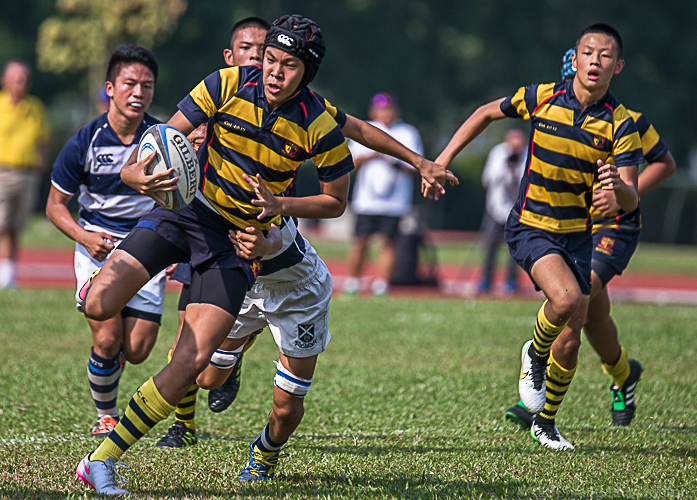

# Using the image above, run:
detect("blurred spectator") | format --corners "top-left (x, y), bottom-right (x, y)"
top-left (343, 93), bottom-right (423, 297)
top-left (96, 86), bottom-right (110, 115)
top-left (0, 60), bottom-right (50, 288)
top-left (478, 128), bottom-right (526, 294)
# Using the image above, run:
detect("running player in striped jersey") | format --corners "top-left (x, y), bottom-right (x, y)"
top-left (155, 17), bottom-right (457, 451)
top-left (430, 24), bottom-right (643, 450)
top-left (46, 45), bottom-right (166, 439)
top-left (505, 48), bottom-right (676, 429)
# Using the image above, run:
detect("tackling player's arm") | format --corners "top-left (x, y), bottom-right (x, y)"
top-left (45, 188), bottom-right (117, 262)
top-left (638, 151), bottom-right (676, 196)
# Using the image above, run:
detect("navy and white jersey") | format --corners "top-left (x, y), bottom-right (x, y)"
top-left (51, 112), bottom-right (160, 237)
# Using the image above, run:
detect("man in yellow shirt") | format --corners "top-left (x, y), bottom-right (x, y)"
top-left (0, 60), bottom-right (51, 288)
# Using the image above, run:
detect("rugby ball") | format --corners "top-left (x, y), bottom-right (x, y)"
top-left (137, 124), bottom-right (200, 210)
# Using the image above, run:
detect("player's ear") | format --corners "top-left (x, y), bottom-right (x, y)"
top-left (571, 51), bottom-right (577, 71)
top-left (223, 49), bottom-right (234, 67)
top-left (104, 82), bottom-right (114, 99)
top-left (614, 58), bottom-right (625, 75)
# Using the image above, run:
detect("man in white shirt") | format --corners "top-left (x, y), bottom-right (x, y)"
top-left (478, 128), bottom-right (526, 294)
top-left (343, 93), bottom-right (423, 297)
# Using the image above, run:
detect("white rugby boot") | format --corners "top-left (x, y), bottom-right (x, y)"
top-left (530, 415), bottom-right (574, 450)
top-left (76, 453), bottom-right (130, 495)
top-left (518, 340), bottom-right (547, 413)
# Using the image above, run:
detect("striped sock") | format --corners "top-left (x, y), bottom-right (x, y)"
top-left (255, 424), bottom-right (286, 452)
top-left (602, 346), bottom-right (630, 388)
top-left (538, 350), bottom-right (577, 424)
top-left (88, 348), bottom-right (122, 418)
top-left (174, 384), bottom-right (199, 431)
top-left (91, 377), bottom-right (174, 461)
top-left (532, 301), bottom-right (569, 358)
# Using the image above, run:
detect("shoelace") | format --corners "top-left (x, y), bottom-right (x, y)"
top-left (104, 459), bottom-right (130, 488)
top-left (536, 424), bottom-right (560, 442)
top-left (531, 355), bottom-right (547, 391)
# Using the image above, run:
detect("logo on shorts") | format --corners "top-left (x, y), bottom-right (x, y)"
top-left (593, 134), bottom-right (607, 148)
top-left (595, 236), bottom-right (615, 256)
top-left (284, 140), bottom-right (300, 158)
top-left (295, 324), bottom-right (317, 349)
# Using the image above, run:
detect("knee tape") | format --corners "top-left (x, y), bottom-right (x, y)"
top-left (273, 360), bottom-right (313, 398)
top-left (209, 344), bottom-right (245, 369)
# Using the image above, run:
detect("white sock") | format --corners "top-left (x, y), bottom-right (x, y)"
top-left (0, 259), bottom-right (15, 288)
top-left (343, 277), bottom-right (360, 293)
top-left (370, 278), bottom-right (389, 296)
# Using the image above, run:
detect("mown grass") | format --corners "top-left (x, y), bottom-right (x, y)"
top-left (0, 289), bottom-right (695, 499)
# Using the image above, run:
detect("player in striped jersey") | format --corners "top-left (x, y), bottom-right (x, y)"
top-left (431, 24), bottom-right (644, 449)
top-left (75, 15), bottom-right (454, 494)
top-left (505, 49), bottom-right (676, 429)
top-left (155, 16), bottom-right (458, 451)
top-left (46, 45), bottom-right (166, 439)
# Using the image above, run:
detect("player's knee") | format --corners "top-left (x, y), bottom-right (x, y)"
top-left (196, 366), bottom-right (227, 389)
top-left (84, 298), bottom-right (113, 322)
top-left (121, 347), bottom-right (150, 365)
top-left (551, 291), bottom-right (583, 320)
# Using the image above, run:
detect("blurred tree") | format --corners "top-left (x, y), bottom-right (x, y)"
top-left (36, 0), bottom-right (187, 113)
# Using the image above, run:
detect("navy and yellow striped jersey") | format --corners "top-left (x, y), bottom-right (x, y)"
top-left (177, 65), bottom-right (353, 231)
top-left (590, 110), bottom-right (669, 232)
top-left (501, 79), bottom-right (644, 234)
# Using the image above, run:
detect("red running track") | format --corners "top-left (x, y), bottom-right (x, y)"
top-left (13, 248), bottom-right (697, 304)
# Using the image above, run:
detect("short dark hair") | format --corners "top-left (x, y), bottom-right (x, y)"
top-left (229, 17), bottom-right (271, 49)
top-left (106, 44), bottom-right (158, 84)
top-left (575, 23), bottom-right (623, 58)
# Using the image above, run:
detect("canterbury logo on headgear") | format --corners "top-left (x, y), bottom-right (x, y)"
top-left (277, 33), bottom-right (294, 47)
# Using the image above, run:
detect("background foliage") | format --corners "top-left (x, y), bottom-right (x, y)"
top-left (2, 0), bottom-right (696, 237)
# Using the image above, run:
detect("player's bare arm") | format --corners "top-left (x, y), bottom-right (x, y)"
top-left (230, 225), bottom-right (283, 260)
top-left (597, 159), bottom-right (638, 212)
top-left (45, 187), bottom-right (117, 261)
top-left (342, 114), bottom-right (458, 191)
top-left (243, 172), bottom-right (349, 220)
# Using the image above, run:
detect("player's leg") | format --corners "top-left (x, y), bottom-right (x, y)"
top-left (86, 316), bottom-right (125, 437)
top-left (478, 214), bottom-right (500, 293)
top-left (241, 259), bottom-right (332, 481)
top-left (371, 216), bottom-right (400, 297)
top-left (84, 268), bottom-right (248, 468)
top-left (343, 215), bottom-right (372, 295)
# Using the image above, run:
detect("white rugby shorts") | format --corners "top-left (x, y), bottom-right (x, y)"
top-left (74, 236), bottom-right (167, 315)
top-left (229, 255), bottom-right (332, 358)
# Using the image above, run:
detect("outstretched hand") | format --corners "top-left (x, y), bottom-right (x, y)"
top-left (243, 173), bottom-right (283, 219)
top-left (120, 151), bottom-right (178, 207)
top-left (416, 158), bottom-right (459, 200)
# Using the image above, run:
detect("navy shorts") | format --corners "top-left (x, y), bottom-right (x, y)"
top-left (591, 227), bottom-right (641, 287)
top-left (505, 214), bottom-right (592, 295)
top-left (355, 214), bottom-right (401, 240)
top-left (133, 199), bottom-right (258, 288)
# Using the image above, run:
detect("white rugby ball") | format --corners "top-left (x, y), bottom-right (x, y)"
top-left (137, 124), bottom-right (200, 210)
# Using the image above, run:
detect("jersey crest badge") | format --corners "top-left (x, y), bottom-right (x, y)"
top-left (593, 134), bottom-right (607, 148)
top-left (284, 140), bottom-right (300, 158)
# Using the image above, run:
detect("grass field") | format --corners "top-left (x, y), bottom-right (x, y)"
top-left (1, 289), bottom-right (695, 499)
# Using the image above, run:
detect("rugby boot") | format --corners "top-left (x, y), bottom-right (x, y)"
top-left (239, 434), bottom-right (280, 481)
top-left (155, 421), bottom-right (197, 448)
top-left (518, 340), bottom-right (547, 413)
top-left (611, 358), bottom-right (643, 426)
top-left (76, 453), bottom-right (130, 495)
top-left (530, 415), bottom-right (574, 450)
top-left (91, 415), bottom-right (119, 438)
top-left (504, 400), bottom-right (534, 429)
top-left (208, 353), bottom-right (243, 413)
top-left (77, 268), bottom-right (101, 313)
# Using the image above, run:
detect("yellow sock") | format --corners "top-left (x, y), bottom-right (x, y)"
top-left (174, 383), bottom-right (199, 431)
top-left (532, 301), bottom-right (569, 357)
top-left (602, 346), bottom-right (630, 388)
top-left (538, 350), bottom-right (577, 423)
top-left (92, 377), bottom-right (174, 461)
